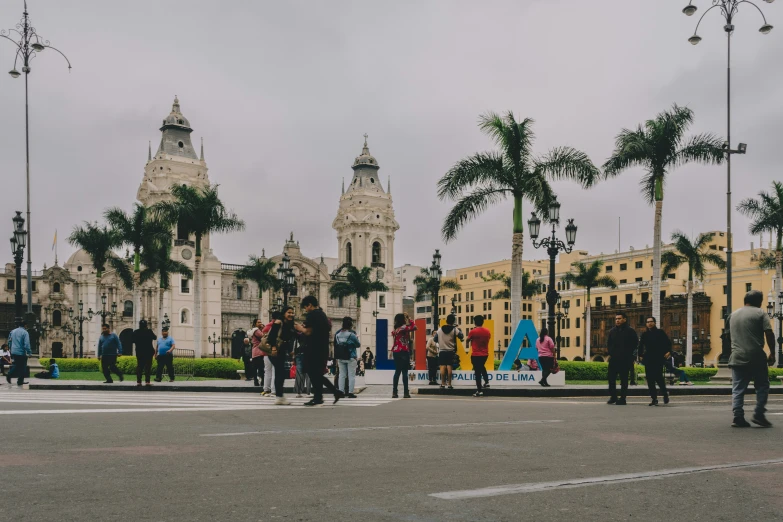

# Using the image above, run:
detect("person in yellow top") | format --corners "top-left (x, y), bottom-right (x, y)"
top-left (426, 336), bottom-right (439, 385)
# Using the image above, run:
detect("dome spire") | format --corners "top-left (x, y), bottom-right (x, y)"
top-left (172, 95), bottom-right (180, 113)
top-left (148, 141), bottom-right (152, 162)
top-left (200, 137), bottom-right (204, 161)
top-left (387, 175), bottom-right (391, 194)
top-left (341, 177), bottom-right (345, 194)
top-left (362, 133), bottom-right (369, 155)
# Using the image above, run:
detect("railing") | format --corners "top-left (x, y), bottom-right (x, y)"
top-left (221, 263), bottom-right (248, 272)
top-left (171, 348), bottom-right (195, 381)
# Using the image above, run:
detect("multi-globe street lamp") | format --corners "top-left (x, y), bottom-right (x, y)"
top-left (10, 211), bottom-right (26, 327)
top-left (1, 3), bottom-right (71, 316)
top-left (554, 296), bottom-right (570, 360)
top-left (162, 313), bottom-right (171, 332)
top-left (528, 201), bottom-right (578, 351)
top-left (429, 249), bottom-right (443, 330)
top-left (208, 333), bottom-right (221, 359)
top-left (766, 290), bottom-right (783, 369)
top-left (68, 301), bottom-right (93, 359)
top-left (97, 294), bottom-right (118, 329)
top-left (62, 322), bottom-right (77, 359)
top-left (277, 253), bottom-right (296, 307)
top-left (681, 0), bottom-right (774, 362)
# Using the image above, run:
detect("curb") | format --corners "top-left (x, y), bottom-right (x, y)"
top-left (28, 383), bottom-right (367, 394)
top-left (414, 386), bottom-right (783, 398)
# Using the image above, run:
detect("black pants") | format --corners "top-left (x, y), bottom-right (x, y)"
top-left (628, 363), bottom-right (637, 385)
top-left (136, 356), bottom-right (152, 383)
top-left (101, 354), bottom-right (123, 382)
top-left (270, 355), bottom-right (287, 397)
top-left (8, 355), bottom-right (28, 385)
top-left (608, 360), bottom-right (630, 399)
top-left (645, 363), bottom-right (668, 400)
top-left (242, 355), bottom-right (253, 380)
top-left (471, 355), bottom-right (489, 391)
top-left (539, 356), bottom-right (555, 385)
top-left (427, 356), bottom-right (439, 383)
top-left (156, 353), bottom-right (174, 381)
top-left (251, 356), bottom-right (265, 385)
top-left (307, 359), bottom-right (338, 403)
top-left (392, 351), bottom-right (410, 394)
top-left (34, 371), bottom-right (52, 379)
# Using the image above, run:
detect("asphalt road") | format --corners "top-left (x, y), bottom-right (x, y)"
top-left (1, 385), bottom-right (782, 522)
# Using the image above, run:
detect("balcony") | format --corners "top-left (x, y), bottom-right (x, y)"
top-left (371, 262), bottom-right (386, 269)
top-left (174, 239), bottom-right (196, 248)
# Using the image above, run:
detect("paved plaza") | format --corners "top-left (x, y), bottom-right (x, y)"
top-left (1, 385), bottom-right (782, 521)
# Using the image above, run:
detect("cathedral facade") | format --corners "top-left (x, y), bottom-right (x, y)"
top-left (0, 98), bottom-right (402, 357)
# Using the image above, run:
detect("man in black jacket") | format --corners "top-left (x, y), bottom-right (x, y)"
top-left (638, 316), bottom-right (671, 406)
top-left (607, 312), bottom-right (638, 405)
top-left (132, 320), bottom-right (157, 386)
top-left (295, 296), bottom-right (344, 406)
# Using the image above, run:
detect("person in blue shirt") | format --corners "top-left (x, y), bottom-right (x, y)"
top-left (6, 320), bottom-right (31, 386)
top-left (35, 359), bottom-right (59, 379)
top-left (97, 323), bottom-right (124, 384)
top-left (155, 327), bottom-right (176, 382)
top-left (334, 317), bottom-right (361, 398)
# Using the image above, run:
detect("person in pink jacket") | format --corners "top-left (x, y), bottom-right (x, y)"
top-left (535, 327), bottom-right (556, 387)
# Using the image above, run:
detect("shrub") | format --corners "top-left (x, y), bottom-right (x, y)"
top-left (493, 359), bottom-right (501, 370)
top-left (42, 357), bottom-right (244, 379)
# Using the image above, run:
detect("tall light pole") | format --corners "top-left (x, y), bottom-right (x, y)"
top-left (277, 253), bottom-right (296, 307)
top-left (528, 201), bottom-right (578, 348)
top-left (1, 2), bottom-right (71, 317)
top-left (554, 296), bottom-right (570, 360)
top-left (430, 249), bottom-right (442, 330)
top-left (767, 291), bottom-right (783, 369)
top-left (682, 0), bottom-right (774, 362)
top-left (10, 211), bottom-right (26, 327)
top-left (68, 301), bottom-right (93, 359)
top-left (97, 294), bottom-right (117, 329)
top-left (208, 333), bottom-right (220, 359)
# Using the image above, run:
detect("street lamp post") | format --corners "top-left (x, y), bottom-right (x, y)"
top-left (208, 333), bottom-right (220, 359)
top-left (2, 3), bottom-right (71, 316)
top-left (68, 301), bottom-right (93, 359)
top-left (97, 294), bottom-right (117, 328)
top-left (10, 211), bottom-right (26, 327)
top-left (682, 0), bottom-right (773, 362)
top-left (162, 313), bottom-right (171, 331)
top-left (277, 253), bottom-right (296, 307)
top-left (430, 249), bottom-right (442, 330)
top-left (528, 201), bottom-right (578, 352)
top-left (766, 291), bottom-right (783, 369)
top-left (63, 322), bottom-right (77, 359)
top-left (554, 297), bottom-right (570, 360)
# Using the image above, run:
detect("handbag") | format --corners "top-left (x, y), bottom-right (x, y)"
top-left (551, 360), bottom-right (560, 374)
top-left (289, 364), bottom-right (296, 379)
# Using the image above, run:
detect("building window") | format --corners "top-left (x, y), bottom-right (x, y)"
top-left (52, 310), bottom-right (62, 327)
top-left (505, 302), bottom-right (509, 310)
top-left (620, 263), bottom-right (627, 271)
top-left (379, 294), bottom-right (386, 308)
top-left (425, 317), bottom-right (431, 324)
top-left (6, 280), bottom-right (13, 291)
top-left (180, 308), bottom-right (189, 325)
top-left (610, 296), bottom-right (618, 306)
top-left (635, 277), bottom-right (643, 282)
top-left (123, 300), bottom-right (133, 317)
top-left (177, 221), bottom-right (189, 241)
top-left (576, 317), bottom-right (581, 329)
top-left (338, 296), bottom-right (344, 307)
top-left (505, 339), bottom-right (509, 348)
top-left (576, 299), bottom-right (580, 307)
top-left (53, 282), bottom-right (61, 293)
top-left (236, 286), bottom-right (243, 300)
top-left (672, 312), bottom-right (680, 325)
top-left (746, 283), bottom-right (752, 292)
top-left (641, 292), bottom-right (649, 303)
top-left (487, 302), bottom-right (492, 311)
top-left (181, 277), bottom-right (190, 294)
top-left (620, 279), bottom-right (627, 284)
top-left (635, 261), bottom-right (643, 269)
top-left (372, 242), bottom-right (381, 264)
top-left (505, 314), bottom-right (509, 323)
top-left (667, 273), bottom-right (676, 279)
top-left (31, 282), bottom-right (36, 291)
top-left (595, 297), bottom-right (602, 307)
top-left (576, 336), bottom-right (581, 347)
top-left (660, 291), bottom-right (666, 301)
top-left (606, 265), bottom-right (613, 272)
top-left (625, 294), bottom-right (633, 304)
top-left (346, 242), bottom-right (352, 265)
top-left (723, 285), bottom-right (727, 295)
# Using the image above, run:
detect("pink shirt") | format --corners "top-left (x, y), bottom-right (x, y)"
top-left (536, 336), bottom-right (555, 358)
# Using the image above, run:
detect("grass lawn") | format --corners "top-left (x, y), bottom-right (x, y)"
top-left (565, 379), bottom-right (781, 386)
top-left (54, 372), bottom-right (221, 382)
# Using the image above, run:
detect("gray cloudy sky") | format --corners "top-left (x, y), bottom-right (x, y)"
top-left (1, 0), bottom-right (780, 271)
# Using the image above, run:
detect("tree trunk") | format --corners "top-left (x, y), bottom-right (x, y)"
top-left (776, 233), bottom-right (782, 365)
top-left (510, 195), bottom-right (524, 333)
top-left (585, 299), bottom-right (592, 362)
top-left (686, 279), bottom-right (693, 367)
top-left (158, 285), bottom-right (165, 333)
top-left (133, 274), bottom-right (141, 327)
top-left (194, 234), bottom-right (203, 357)
top-left (652, 184), bottom-right (664, 323)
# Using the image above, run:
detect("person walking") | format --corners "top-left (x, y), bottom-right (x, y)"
top-left (638, 317), bottom-right (670, 406)
top-left (293, 332), bottom-right (311, 398)
top-left (6, 320), bottom-right (31, 386)
top-left (334, 317), bottom-right (361, 398)
top-left (0, 344), bottom-right (10, 376)
top-left (241, 332), bottom-right (254, 381)
top-left (97, 323), bottom-right (124, 384)
top-left (248, 318), bottom-right (267, 389)
top-left (436, 314), bottom-right (463, 390)
top-left (266, 306), bottom-right (296, 405)
top-left (426, 335), bottom-right (439, 385)
top-left (535, 327), bottom-right (556, 388)
top-left (361, 347), bottom-right (374, 370)
top-left (466, 315), bottom-right (492, 396)
top-left (607, 312), bottom-right (638, 406)
top-left (391, 313), bottom-right (416, 399)
top-left (132, 319), bottom-right (157, 386)
top-left (296, 296), bottom-right (343, 406)
top-left (728, 290), bottom-right (776, 428)
top-left (154, 326), bottom-right (176, 383)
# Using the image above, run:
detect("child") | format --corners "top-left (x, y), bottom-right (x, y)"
top-left (34, 359), bottom-right (60, 379)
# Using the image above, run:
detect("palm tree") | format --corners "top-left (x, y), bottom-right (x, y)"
top-left (329, 264), bottom-right (389, 341)
top-left (235, 254), bottom-right (280, 322)
top-left (438, 111), bottom-right (600, 332)
top-left (412, 268), bottom-right (461, 327)
top-left (140, 239), bottom-right (192, 330)
top-left (562, 260), bottom-right (618, 361)
top-left (481, 271), bottom-right (542, 300)
top-left (153, 184), bottom-right (245, 354)
top-left (67, 222), bottom-right (133, 291)
top-left (105, 203), bottom-right (171, 324)
top-left (738, 181), bottom-right (783, 301)
top-left (604, 104), bottom-right (723, 323)
top-left (661, 231), bottom-right (726, 366)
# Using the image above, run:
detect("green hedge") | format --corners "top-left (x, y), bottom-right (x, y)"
top-left (41, 357), bottom-right (244, 379)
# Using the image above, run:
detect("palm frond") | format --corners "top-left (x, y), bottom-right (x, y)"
top-left (437, 152), bottom-right (507, 201)
top-left (534, 146), bottom-right (600, 188)
top-left (441, 187), bottom-right (509, 242)
top-left (672, 133), bottom-right (724, 168)
top-left (108, 257), bottom-right (134, 290)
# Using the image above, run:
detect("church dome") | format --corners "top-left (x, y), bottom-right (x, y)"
top-left (352, 135), bottom-right (379, 170)
top-left (161, 96), bottom-right (191, 129)
top-left (64, 249), bottom-right (94, 271)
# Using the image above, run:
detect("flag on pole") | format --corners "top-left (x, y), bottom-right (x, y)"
top-left (52, 229), bottom-right (57, 251)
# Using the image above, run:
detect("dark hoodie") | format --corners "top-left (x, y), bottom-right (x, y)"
top-left (436, 325), bottom-right (464, 352)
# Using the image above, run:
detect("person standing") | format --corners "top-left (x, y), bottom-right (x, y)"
top-left (426, 335), bottom-right (439, 385)
top-left (436, 314), bottom-right (463, 390)
top-left (361, 347), bottom-right (374, 370)
top-left (334, 317), bottom-right (361, 398)
top-left (728, 290), bottom-right (776, 428)
top-left (391, 313), bottom-right (416, 399)
top-left (0, 343), bottom-right (11, 376)
top-left (97, 323), bottom-right (124, 384)
top-left (466, 315), bottom-right (492, 396)
top-left (6, 320), bottom-right (31, 386)
top-left (248, 318), bottom-right (267, 389)
top-left (607, 312), bottom-right (638, 406)
top-left (535, 327), bottom-right (556, 388)
top-left (154, 326), bottom-right (176, 383)
top-left (638, 317), bottom-right (670, 406)
top-left (296, 296), bottom-right (343, 406)
top-left (293, 332), bottom-right (311, 398)
top-left (267, 306), bottom-right (296, 405)
top-left (132, 319), bottom-right (157, 386)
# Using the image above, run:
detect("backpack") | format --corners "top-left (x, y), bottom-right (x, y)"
top-left (334, 331), bottom-right (353, 360)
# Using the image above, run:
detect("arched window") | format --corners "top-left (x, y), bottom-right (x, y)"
top-left (52, 310), bottom-right (62, 327)
top-left (372, 241), bottom-right (381, 264)
top-left (177, 221), bottom-right (189, 241)
top-left (345, 242), bottom-right (352, 265)
top-left (123, 300), bottom-right (133, 317)
top-left (180, 309), bottom-right (189, 325)
top-left (53, 282), bottom-right (61, 293)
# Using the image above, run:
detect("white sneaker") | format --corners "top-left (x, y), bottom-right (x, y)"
top-left (296, 394), bottom-right (303, 398)
top-left (275, 397), bottom-right (291, 405)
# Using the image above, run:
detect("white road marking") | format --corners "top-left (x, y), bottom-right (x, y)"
top-left (430, 457), bottom-right (783, 499)
top-left (202, 419), bottom-right (563, 437)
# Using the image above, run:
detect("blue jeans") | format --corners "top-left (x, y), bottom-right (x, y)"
top-left (338, 358), bottom-right (357, 393)
top-left (732, 365), bottom-right (770, 418)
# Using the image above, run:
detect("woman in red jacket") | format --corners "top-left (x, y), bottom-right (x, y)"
top-left (391, 313), bottom-right (416, 399)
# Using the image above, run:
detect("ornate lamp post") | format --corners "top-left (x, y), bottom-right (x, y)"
top-left (10, 211), bottom-right (26, 327)
top-left (528, 201), bottom-right (578, 350)
top-left (430, 249), bottom-right (443, 330)
top-left (97, 294), bottom-right (117, 328)
top-left (554, 296), bottom-right (570, 359)
top-left (450, 296), bottom-right (457, 316)
top-left (682, 1), bottom-right (773, 362)
top-left (68, 301), bottom-right (93, 359)
top-left (63, 322), bottom-right (77, 359)
top-left (766, 291), bottom-right (783, 368)
top-left (208, 333), bottom-right (221, 359)
top-left (277, 253), bottom-right (296, 306)
top-left (2, 3), bottom-right (71, 316)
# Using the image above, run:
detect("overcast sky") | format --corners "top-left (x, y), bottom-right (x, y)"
top-left (0, 0), bottom-right (780, 272)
